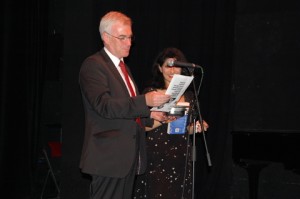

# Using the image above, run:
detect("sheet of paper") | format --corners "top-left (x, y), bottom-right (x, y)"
top-left (151, 74), bottom-right (194, 112)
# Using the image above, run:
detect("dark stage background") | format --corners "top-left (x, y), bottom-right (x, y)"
top-left (1, 0), bottom-right (300, 199)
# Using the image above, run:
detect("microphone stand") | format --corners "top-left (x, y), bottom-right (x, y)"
top-left (188, 67), bottom-right (212, 199)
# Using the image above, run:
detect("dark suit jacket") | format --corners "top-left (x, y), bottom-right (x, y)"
top-left (79, 49), bottom-right (152, 178)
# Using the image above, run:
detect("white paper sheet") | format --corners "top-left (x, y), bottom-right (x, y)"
top-left (151, 74), bottom-right (194, 112)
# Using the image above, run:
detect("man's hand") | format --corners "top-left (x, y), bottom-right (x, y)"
top-left (150, 111), bottom-right (178, 123)
top-left (150, 111), bottom-right (167, 123)
top-left (145, 91), bottom-right (170, 107)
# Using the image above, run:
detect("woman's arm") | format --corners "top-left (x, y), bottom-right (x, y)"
top-left (145, 119), bottom-right (163, 131)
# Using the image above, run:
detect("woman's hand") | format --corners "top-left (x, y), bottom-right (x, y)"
top-left (187, 120), bottom-right (209, 134)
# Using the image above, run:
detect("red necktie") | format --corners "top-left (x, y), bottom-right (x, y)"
top-left (119, 61), bottom-right (136, 97)
top-left (119, 61), bottom-right (142, 127)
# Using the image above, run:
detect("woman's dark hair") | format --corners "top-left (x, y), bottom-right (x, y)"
top-left (151, 47), bottom-right (190, 89)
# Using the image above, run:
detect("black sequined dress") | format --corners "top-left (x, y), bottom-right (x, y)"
top-left (134, 88), bottom-right (194, 199)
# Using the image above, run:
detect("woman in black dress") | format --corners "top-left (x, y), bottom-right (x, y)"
top-left (134, 47), bottom-right (208, 199)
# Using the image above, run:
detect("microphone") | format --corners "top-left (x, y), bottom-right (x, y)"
top-left (167, 60), bottom-right (202, 69)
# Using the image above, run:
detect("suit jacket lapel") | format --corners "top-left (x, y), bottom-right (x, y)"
top-left (100, 49), bottom-right (139, 96)
top-left (99, 50), bottom-right (131, 96)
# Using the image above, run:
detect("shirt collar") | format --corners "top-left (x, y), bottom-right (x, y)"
top-left (104, 47), bottom-right (123, 67)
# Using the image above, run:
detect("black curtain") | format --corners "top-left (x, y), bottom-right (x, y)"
top-left (1, 0), bottom-right (48, 198)
top-left (1, 0), bottom-right (235, 198)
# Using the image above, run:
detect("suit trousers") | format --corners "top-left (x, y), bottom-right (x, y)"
top-left (90, 158), bottom-right (137, 199)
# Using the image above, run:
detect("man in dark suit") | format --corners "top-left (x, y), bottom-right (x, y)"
top-left (79, 11), bottom-right (170, 199)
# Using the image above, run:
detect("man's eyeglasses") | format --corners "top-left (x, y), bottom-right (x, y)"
top-left (105, 31), bottom-right (134, 42)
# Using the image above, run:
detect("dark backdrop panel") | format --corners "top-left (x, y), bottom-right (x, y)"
top-left (231, 0), bottom-right (300, 132)
top-left (61, 0), bottom-right (95, 198)
top-left (231, 1), bottom-right (300, 198)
